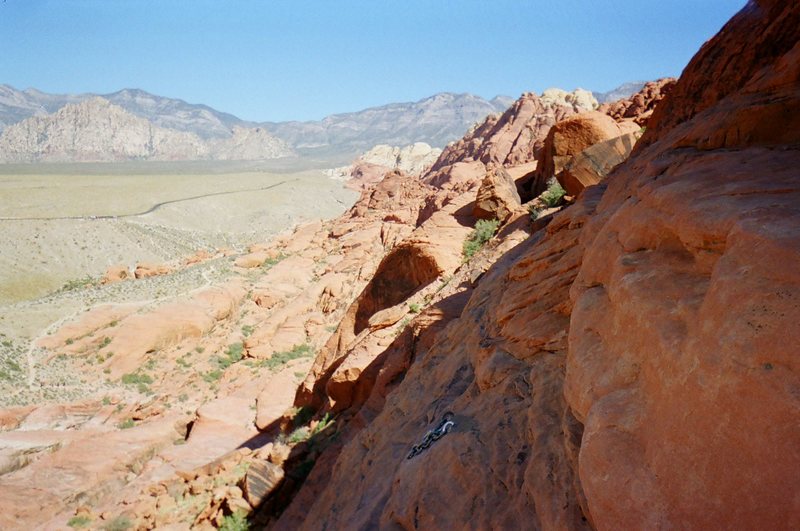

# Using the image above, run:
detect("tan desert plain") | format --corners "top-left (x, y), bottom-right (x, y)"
top-left (0, 160), bottom-right (357, 406)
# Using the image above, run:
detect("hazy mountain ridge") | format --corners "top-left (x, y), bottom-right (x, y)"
top-left (592, 80), bottom-right (646, 103)
top-left (0, 97), bottom-right (292, 163)
top-left (0, 84), bottom-right (641, 162)
top-left (262, 92), bottom-right (514, 156)
top-left (0, 84), bottom-right (251, 140)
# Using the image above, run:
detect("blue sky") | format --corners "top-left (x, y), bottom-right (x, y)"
top-left (0, 0), bottom-right (745, 122)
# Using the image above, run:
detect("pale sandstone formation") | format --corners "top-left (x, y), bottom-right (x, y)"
top-left (327, 142), bottom-right (442, 191)
top-left (357, 142), bottom-right (442, 176)
top-left (541, 87), bottom-right (598, 111)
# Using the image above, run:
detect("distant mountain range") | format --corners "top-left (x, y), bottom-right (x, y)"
top-left (592, 81), bottom-right (646, 103)
top-left (0, 97), bottom-right (291, 163)
top-left (0, 82), bottom-right (642, 162)
top-left (261, 93), bottom-right (515, 156)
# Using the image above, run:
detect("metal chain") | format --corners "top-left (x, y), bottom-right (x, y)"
top-left (406, 412), bottom-right (455, 459)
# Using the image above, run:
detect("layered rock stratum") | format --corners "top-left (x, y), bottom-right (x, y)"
top-left (0, 2), bottom-right (797, 529)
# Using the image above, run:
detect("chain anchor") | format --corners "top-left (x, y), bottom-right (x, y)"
top-left (406, 412), bottom-right (455, 460)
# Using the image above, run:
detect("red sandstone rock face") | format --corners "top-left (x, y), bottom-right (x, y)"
top-left (566, 3), bottom-right (800, 528)
top-left (274, 2), bottom-right (800, 529)
top-left (599, 77), bottom-right (676, 126)
top-left (348, 169), bottom-right (431, 225)
top-left (5, 4), bottom-right (798, 529)
top-left (427, 92), bottom-right (580, 176)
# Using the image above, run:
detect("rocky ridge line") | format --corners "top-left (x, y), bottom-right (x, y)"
top-left (0, 97), bottom-right (293, 163)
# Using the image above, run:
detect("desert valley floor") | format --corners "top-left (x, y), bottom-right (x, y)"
top-left (0, 160), bottom-right (356, 408)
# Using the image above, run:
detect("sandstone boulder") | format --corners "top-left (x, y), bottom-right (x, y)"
top-left (234, 250), bottom-right (276, 269)
top-left (134, 262), bottom-right (171, 279)
top-left (473, 166), bottom-right (522, 222)
top-left (533, 111), bottom-right (633, 195)
top-left (102, 264), bottom-right (132, 284)
top-left (558, 131), bottom-right (640, 196)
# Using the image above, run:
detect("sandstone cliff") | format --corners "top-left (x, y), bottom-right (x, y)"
top-left (272, 2), bottom-right (800, 529)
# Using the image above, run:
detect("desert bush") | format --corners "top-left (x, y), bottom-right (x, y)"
top-left (67, 515), bottom-right (91, 528)
top-left (203, 369), bottom-right (223, 383)
top-left (540, 180), bottom-right (566, 207)
top-left (219, 510), bottom-right (250, 531)
top-left (120, 372), bottom-right (153, 385)
top-left (463, 219), bottom-right (500, 260)
top-left (59, 276), bottom-right (95, 293)
top-left (214, 343), bottom-right (244, 370)
top-left (102, 516), bottom-right (132, 531)
top-left (261, 343), bottom-right (313, 371)
top-left (262, 253), bottom-right (287, 270)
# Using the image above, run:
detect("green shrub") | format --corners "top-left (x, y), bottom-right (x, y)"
top-left (67, 515), bottom-right (92, 528)
top-left (540, 181), bottom-right (566, 207)
top-left (203, 369), bottom-right (223, 383)
top-left (463, 219), bottom-right (500, 260)
top-left (241, 325), bottom-right (255, 337)
top-left (219, 511), bottom-right (250, 531)
top-left (261, 344), bottom-right (313, 371)
top-left (102, 516), bottom-right (132, 531)
top-left (262, 253), bottom-right (287, 270)
top-left (409, 303), bottom-right (421, 314)
top-left (214, 343), bottom-right (244, 370)
top-left (310, 413), bottom-right (335, 438)
top-left (118, 419), bottom-right (135, 429)
top-left (121, 372), bottom-right (153, 385)
top-left (59, 276), bottom-right (95, 293)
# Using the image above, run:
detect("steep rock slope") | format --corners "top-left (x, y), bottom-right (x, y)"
top-left (274, 1), bottom-right (800, 529)
top-left (568, 2), bottom-right (800, 527)
top-left (428, 89), bottom-right (595, 173)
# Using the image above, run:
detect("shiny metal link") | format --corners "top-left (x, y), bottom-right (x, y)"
top-left (406, 412), bottom-right (455, 459)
